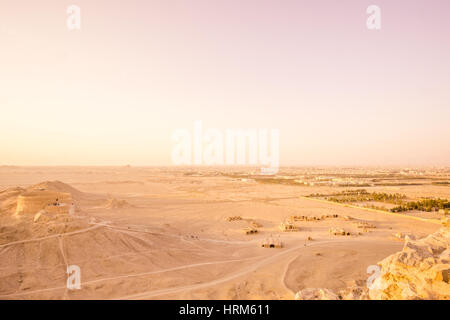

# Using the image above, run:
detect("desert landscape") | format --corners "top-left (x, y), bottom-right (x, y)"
top-left (0, 166), bottom-right (448, 300)
top-left (1, 0), bottom-right (450, 306)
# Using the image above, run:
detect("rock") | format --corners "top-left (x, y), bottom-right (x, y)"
top-left (33, 211), bottom-right (42, 223)
top-left (369, 228), bottom-right (450, 300)
top-left (394, 232), bottom-right (416, 241)
top-left (295, 288), bottom-right (339, 300)
top-left (33, 210), bottom-right (51, 223)
top-left (292, 229), bottom-right (449, 300)
top-left (338, 286), bottom-right (370, 300)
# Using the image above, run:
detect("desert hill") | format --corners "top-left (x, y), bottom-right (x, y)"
top-left (0, 181), bottom-right (85, 216)
top-left (27, 181), bottom-right (85, 201)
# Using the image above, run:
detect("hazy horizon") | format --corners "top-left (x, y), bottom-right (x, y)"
top-left (1, 0), bottom-right (449, 166)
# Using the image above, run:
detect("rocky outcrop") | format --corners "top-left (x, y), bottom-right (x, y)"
top-left (295, 288), bottom-right (339, 300)
top-left (294, 228), bottom-right (450, 300)
top-left (442, 217), bottom-right (449, 228)
top-left (369, 228), bottom-right (450, 300)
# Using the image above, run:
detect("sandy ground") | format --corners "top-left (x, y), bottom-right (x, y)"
top-left (0, 166), bottom-right (445, 299)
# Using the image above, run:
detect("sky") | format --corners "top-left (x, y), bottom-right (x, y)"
top-left (0, 0), bottom-right (449, 166)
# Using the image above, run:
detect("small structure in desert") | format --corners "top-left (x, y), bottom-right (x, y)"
top-left (353, 221), bottom-right (376, 232)
top-left (279, 220), bottom-right (299, 232)
top-left (261, 236), bottom-right (282, 248)
top-left (15, 191), bottom-right (73, 215)
top-left (226, 216), bottom-right (242, 222)
top-left (291, 214), bottom-right (338, 222)
top-left (329, 227), bottom-right (351, 236)
top-left (354, 221), bottom-right (376, 229)
top-left (291, 215), bottom-right (315, 222)
top-left (243, 227), bottom-right (258, 235)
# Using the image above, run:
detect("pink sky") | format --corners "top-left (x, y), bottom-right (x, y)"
top-left (0, 0), bottom-right (449, 166)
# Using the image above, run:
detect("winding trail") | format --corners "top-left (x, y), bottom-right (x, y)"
top-left (105, 224), bottom-right (257, 245)
top-left (0, 224), bottom-right (106, 249)
top-left (115, 238), bottom-right (400, 300)
top-left (114, 239), bottom-right (361, 299)
top-left (0, 255), bottom-right (264, 298)
top-left (0, 210), bottom-right (408, 300)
